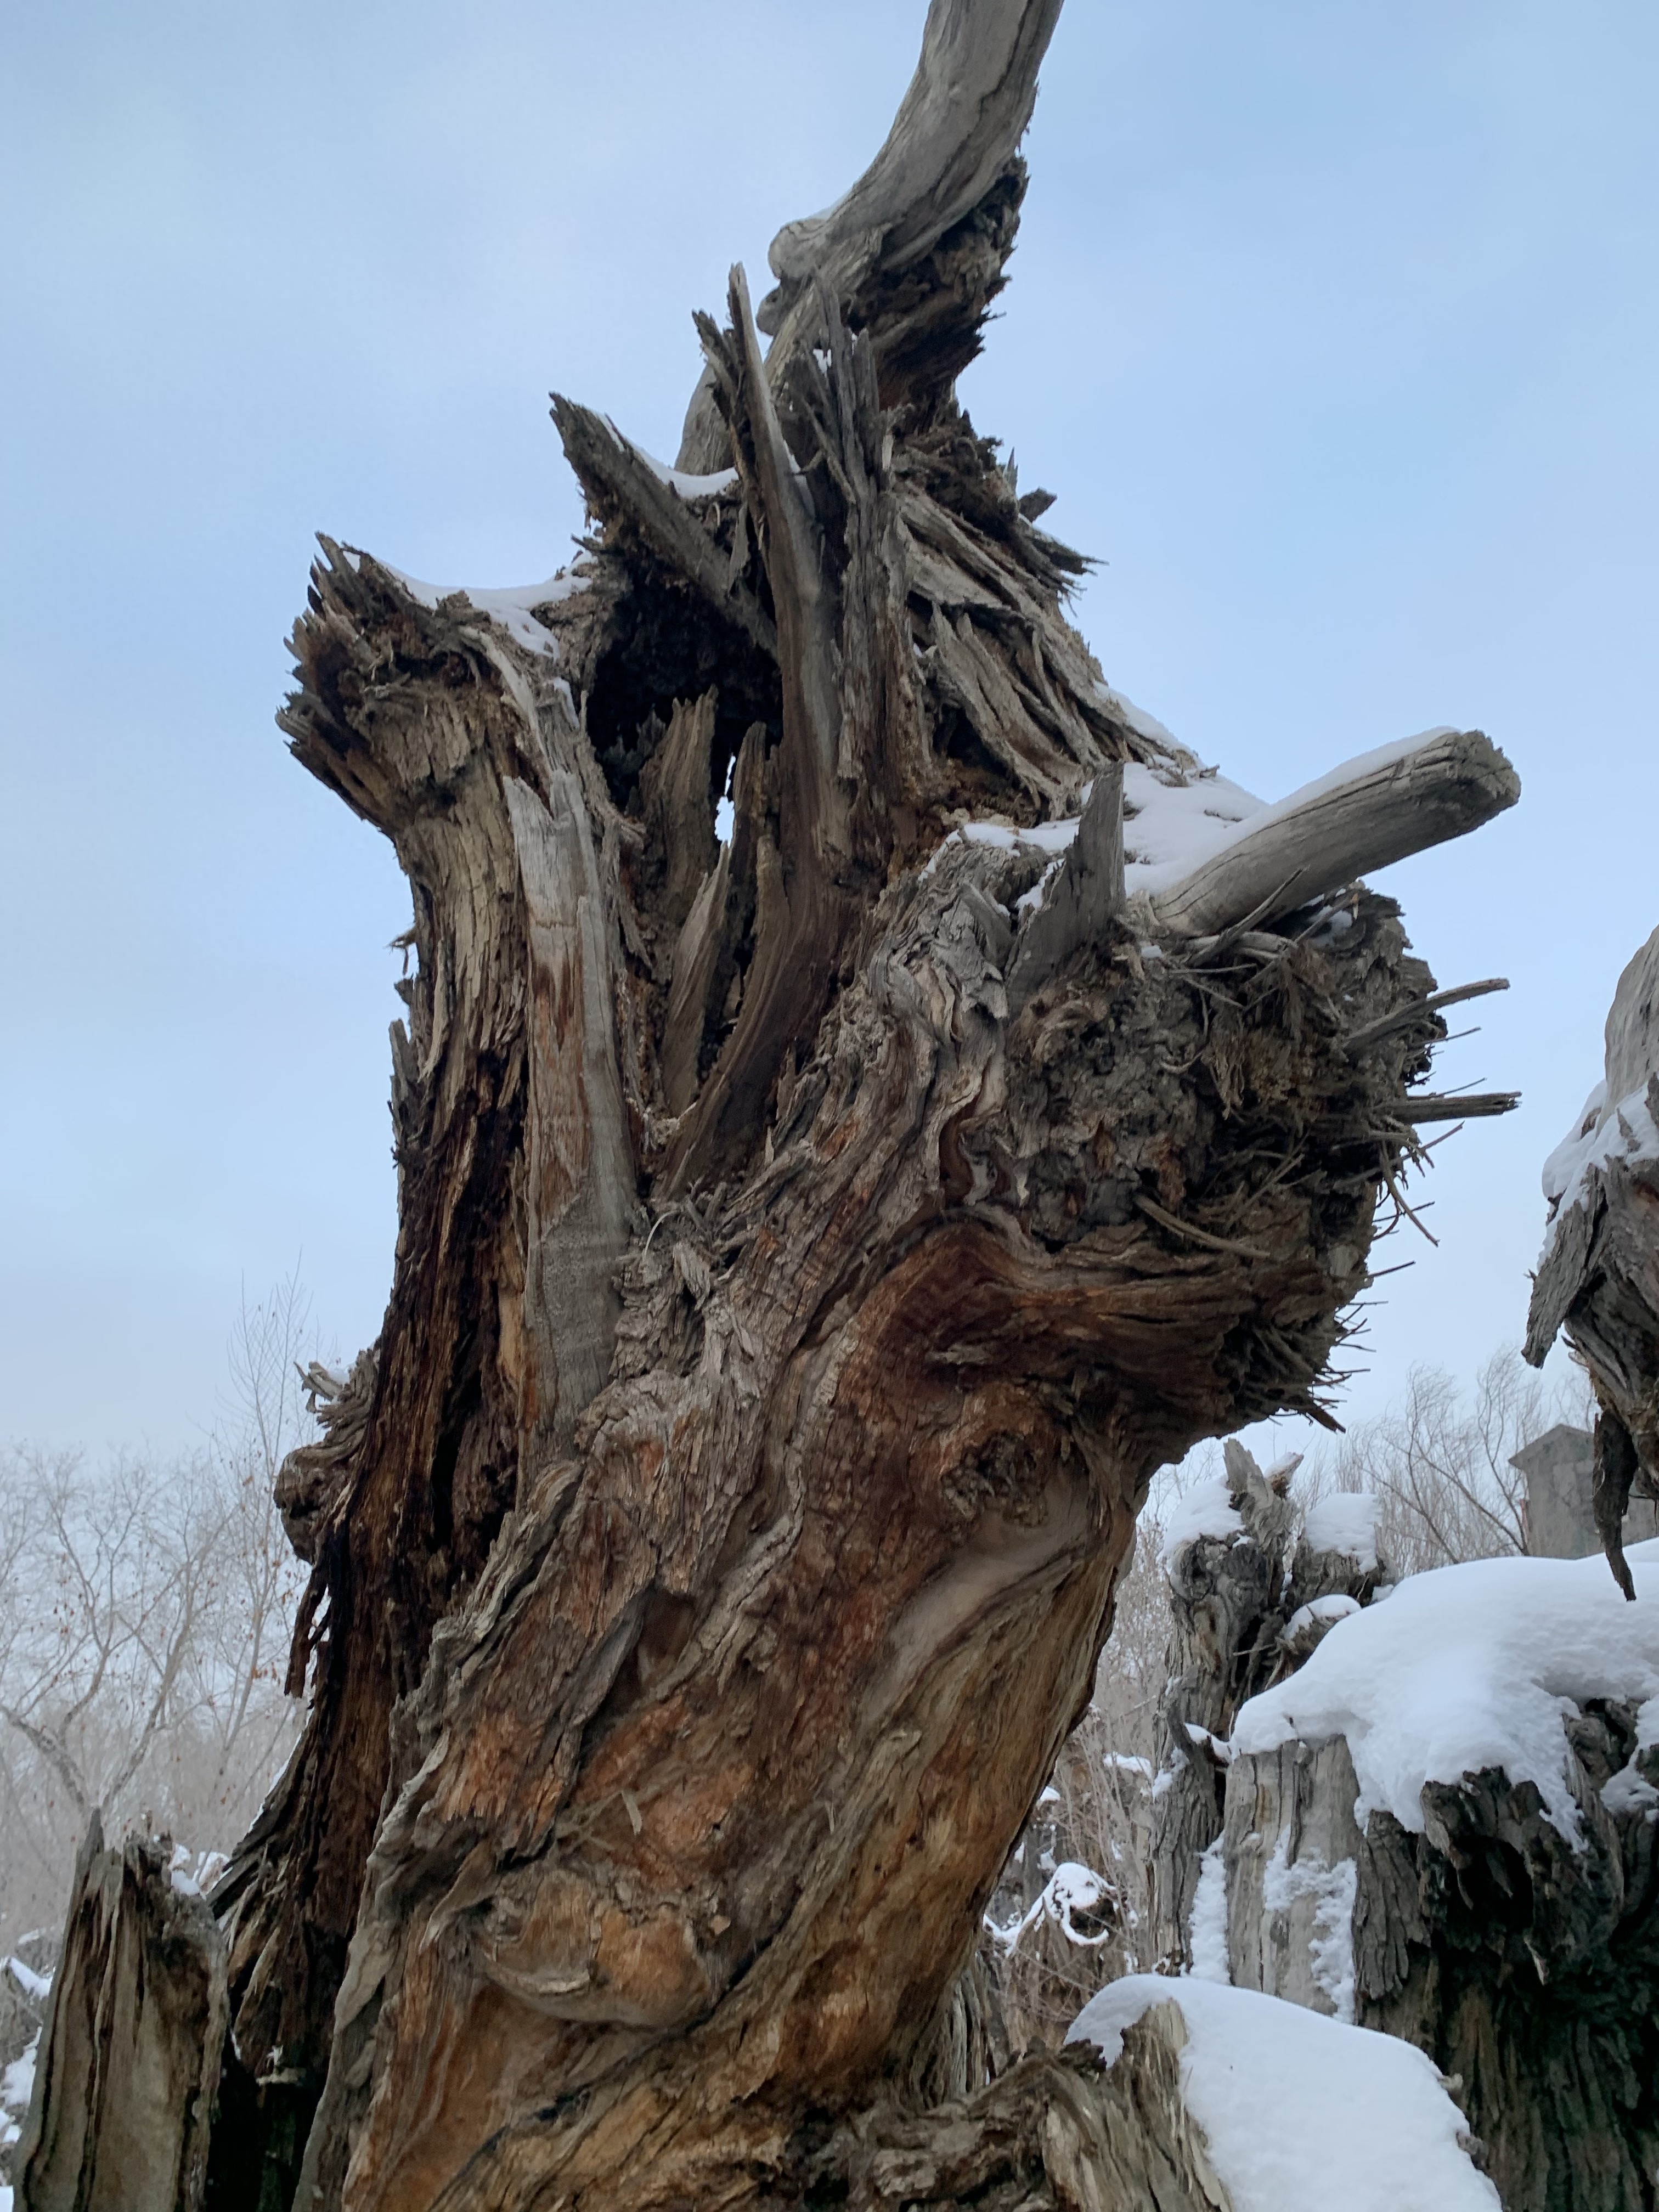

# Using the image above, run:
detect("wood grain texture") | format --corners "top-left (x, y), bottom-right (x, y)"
top-left (1526, 923), bottom-right (1659, 1595)
top-left (1149, 727), bottom-right (1519, 940)
top-left (30, 3), bottom-right (1520, 2204)
top-left (18, 1819), bottom-right (227, 2212)
top-left (1226, 1722), bottom-right (1659, 2211)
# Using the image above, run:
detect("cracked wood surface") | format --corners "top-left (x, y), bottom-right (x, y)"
top-left (19, 2), bottom-right (1520, 2205)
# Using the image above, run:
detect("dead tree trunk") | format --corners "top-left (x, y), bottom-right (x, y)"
top-left (29, 4), bottom-right (1518, 2205)
top-left (1528, 922), bottom-right (1659, 1596)
top-left (1148, 1442), bottom-right (1387, 1969)
top-left (15, 1820), bottom-right (226, 2212)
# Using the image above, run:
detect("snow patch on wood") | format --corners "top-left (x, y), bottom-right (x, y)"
top-left (1068, 1977), bottom-right (1499, 2212)
top-left (1232, 1542), bottom-right (1659, 1843)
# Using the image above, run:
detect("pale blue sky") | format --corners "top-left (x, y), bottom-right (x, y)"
top-left (3, 1), bottom-right (1655, 1453)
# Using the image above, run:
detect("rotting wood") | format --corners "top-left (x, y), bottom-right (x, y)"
top-left (26, 3), bottom-right (1522, 2205)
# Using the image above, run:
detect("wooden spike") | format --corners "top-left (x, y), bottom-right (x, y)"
top-left (1007, 763), bottom-right (1125, 1010)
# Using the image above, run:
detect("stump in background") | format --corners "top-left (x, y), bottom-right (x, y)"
top-left (15, 1819), bottom-right (225, 2212)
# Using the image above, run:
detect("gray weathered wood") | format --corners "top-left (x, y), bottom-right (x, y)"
top-left (1224, 1736), bottom-right (1365, 2019)
top-left (506, 771), bottom-right (637, 1454)
top-left (637, 690), bottom-right (719, 938)
top-left (1007, 765), bottom-right (1124, 1011)
top-left (1526, 922), bottom-right (1659, 1594)
top-left (18, 1819), bottom-right (227, 2212)
top-left (759, 0), bottom-right (1063, 360)
top-left (1149, 727), bottom-right (1519, 939)
top-left (1344, 976), bottom-right (1509, 1059)
top-left (1393, 1090), bottom-right (1519, 1122)
top-left (551, 395), bottom-right (777, 659)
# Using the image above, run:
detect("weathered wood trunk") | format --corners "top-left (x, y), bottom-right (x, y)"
top-left (1220, 1718), bottom-right (1659, 2211)
top-left (31, 4), bottom-right (1519, 2205)
top-left (1154, 1458), bottom-right (1659, 2209)
top-left (1149, 1442), bottom-right (1386, 1970)
top-left (1528, 921), bottom-right (1659, 1596)
top-left (15, 1820), bottom-right (225, 2212)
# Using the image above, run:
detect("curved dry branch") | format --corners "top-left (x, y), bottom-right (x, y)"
top-left (761, 0), bottom-right (1062, 354)
top-left (678, 0), bottom-right (1062, 465)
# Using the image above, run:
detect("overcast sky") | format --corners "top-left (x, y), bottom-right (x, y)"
top-left (3, 0), bottom-right (1655, 1458)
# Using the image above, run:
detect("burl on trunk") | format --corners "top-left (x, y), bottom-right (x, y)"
top-left (29, 4), bottom-right (1520, 2207)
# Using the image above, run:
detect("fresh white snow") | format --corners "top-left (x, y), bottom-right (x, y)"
top-left (4, 1957), bottom-right (47, 2005)
top-left (634, 447), bottom-right (740, 500)
top-left (932, 729), bottom-right (1464, 918)
top-left (1280, 1594), bottom-right (1361, 1645)
top-left (1540, 1076), bottom-right (1659, 1260)
top-left (1120, 760), bottom-right (1263, 898)
top-left (932, 752), bottom-right (1267, 904)
top-left (1302, 1491), bottom-right (1380, 1569)
top-left (1159, 1476), bottom-right (1244, 1567)
top-left (1103, 1751), bottom-right (1154, 1780)
top-left (1066, 1977), bottom-right (1498, 2212)
top-left (989, 1860), bottom-right (1115, 1953)
top-left (380, 563), bottom-right (589, 657)
top-left (1232, 1541), bottom-right (1659, 1844)
top-left (1260, 1835), bottom-right (1358, 2022)
top-left (1, 2034), bottom-right (35, 2137)
top-left (1188, 1837), bottom-right (1231, 1983)
top-left (1094, 681), bottom-right (1186, 754)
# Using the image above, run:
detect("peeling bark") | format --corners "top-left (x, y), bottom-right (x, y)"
top-left (31, 3), bottom-right (1520, 2205)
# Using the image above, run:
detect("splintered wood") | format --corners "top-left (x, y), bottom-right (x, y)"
top-left (32, 2), bottom-right (1520, 2206)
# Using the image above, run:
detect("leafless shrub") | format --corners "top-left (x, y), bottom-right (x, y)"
top-left (0, 1276), bottom-right (316, 1950)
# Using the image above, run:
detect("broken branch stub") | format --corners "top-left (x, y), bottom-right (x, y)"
top-left (17, 1818), bottom-right (228, 2212)
top-left (1149, 727), bottom-right (1519, 940)
top-left (1006, 761), bottom-right (1124, 1012)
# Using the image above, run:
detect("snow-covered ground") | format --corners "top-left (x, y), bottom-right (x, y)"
top-left (1068, 1976), bottom-right (1498, 2211)
top-left (1232, 1539), bottom-right (1659, 1842)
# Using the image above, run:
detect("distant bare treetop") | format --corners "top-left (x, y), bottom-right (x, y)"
top-left (0, 1274), bottom-right (315, 1951)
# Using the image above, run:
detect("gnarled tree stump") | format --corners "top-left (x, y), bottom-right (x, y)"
top-left (1528, 921), bottom-right (1659, 1596)
top-left (34, 4), bottom-right (1519, 2206)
